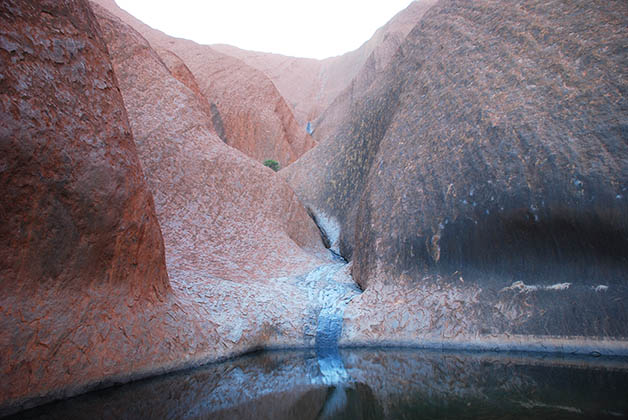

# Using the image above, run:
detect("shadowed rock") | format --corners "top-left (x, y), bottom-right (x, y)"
top-left (285, 0), bottom-right (628, 347)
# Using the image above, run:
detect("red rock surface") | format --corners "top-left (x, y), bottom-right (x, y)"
top-left (0, 1), bottom-right (332, 415)
top-left (93, 0), bottom-right (316, 169)
top-left (213, 1), bottom-right (435, 133)
top-left (156, 48), bottom-right (216, 132)
top-left (92, 3), bottom-right (327, 281)
top-left (212, 44), bottom-right (325, 127)
top-left (0, 0), bottom-right (169, 411)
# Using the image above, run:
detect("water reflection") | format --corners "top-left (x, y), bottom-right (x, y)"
top-left (9, 349), bottom-right (628, 419)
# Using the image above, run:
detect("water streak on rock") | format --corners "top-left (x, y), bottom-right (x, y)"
top-left (292, 261), bottom-right (361, 384)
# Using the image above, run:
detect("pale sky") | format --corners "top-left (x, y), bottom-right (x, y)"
top-left (116, 0), bottom-right (415, 59)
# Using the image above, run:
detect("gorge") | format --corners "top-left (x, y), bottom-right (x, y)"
top-left (1, 0), bottom-right (627, 418)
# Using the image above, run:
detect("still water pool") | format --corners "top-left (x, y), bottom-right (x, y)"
top-left (8, 348), bottom-right (628, 419)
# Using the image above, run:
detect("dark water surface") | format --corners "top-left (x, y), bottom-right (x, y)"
top-left (8, 348), bottom-right (628, 420)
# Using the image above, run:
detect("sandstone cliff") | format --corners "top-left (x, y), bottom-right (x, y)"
top-left (213, 0), bottom-right (435, 134)
top-left (0, 0), bottom-right (169, 410)
top-left (91, 2), bottom-right (327, 282)
top-left (1, 1), bottom-right (330, 414)
top-left (92, 0), bottom-right (316, 168)
top-left (284, 0), bottom-right (628, 348)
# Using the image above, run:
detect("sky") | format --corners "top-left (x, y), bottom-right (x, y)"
top-left (116, 0), bottom-right (415, 59)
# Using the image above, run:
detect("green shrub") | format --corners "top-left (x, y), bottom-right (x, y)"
top-left (263, 159), bottom-right (280, 172)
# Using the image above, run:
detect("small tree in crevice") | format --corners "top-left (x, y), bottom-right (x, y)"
top-left (263, 159), bottom-right (280, 172)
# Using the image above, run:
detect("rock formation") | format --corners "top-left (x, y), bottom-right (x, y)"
top-left (0, 0), bottom-right (169, 410)
top-left (211, 44), bottom-right (324, 127)
top-left (2, 0), bottom-right (627, 415)
top-left (311, 0), bottom-right (438, 141)
top-left (213, 0), bottom-right (435, 134)
top-left (93, 0), bottom-right (316, 168)
top-left (1, 0), bottom-right (330, 415)
top-left (284, 0), bottom-right (628, 349)
top-left (91, 2), bottom-right (327, 281)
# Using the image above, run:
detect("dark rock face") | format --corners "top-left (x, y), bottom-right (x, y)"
top-left (353, 0), bottom-right (628, 288)
top-left (0, 0), bottom-right (168, 292)
top-left (0, 0), bottom-right (169, 410)
top-left (210, 102), bottom-right (228, 143)
top-left (287, 0), bottom-right (628, 345)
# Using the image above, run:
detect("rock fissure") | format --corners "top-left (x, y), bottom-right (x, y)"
top-left (305, 207), bottom-right (348, 263)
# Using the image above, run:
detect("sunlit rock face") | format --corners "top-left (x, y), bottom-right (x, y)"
top-left (213, 44), bottom-right (325, 128)
top-left (92, 0), bottom-right (316, 169)
top-left (213, 0), bottom-right (437, 134)
top-left (0, 0), bottom-right (169, 410)
top-left (286, 0), bottom-right (628, 348)
top-left (92, 3), bottom-right (327, 282)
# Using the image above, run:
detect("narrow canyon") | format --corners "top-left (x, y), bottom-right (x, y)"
top-left (1, 0), bottom-right (626, 417)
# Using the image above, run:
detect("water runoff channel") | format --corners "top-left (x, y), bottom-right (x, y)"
top-left (287, 255), bottom-right (363, 417)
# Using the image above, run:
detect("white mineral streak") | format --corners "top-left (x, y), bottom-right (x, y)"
top-left (314, 210), bottom-right (342, 254)
top-left (500, 281), bottom-right (571, 293)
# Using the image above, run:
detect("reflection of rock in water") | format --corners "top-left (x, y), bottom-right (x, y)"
top-left (343, 349), bottom-right (628, 419)
top-left (10, 349), bottom-right (628, 420)
top-left (210, 387), bottom-right (329, 420)
top-left (316, 383), bottom-right (384, 420)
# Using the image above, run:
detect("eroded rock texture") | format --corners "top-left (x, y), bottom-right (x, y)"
top-left (93, 0), bottom-right (316, 168)
top-left (286, 0), bottom-right (628, 348)
top-left (0, 0), bottom-right (169, 410)
top-left (0, 1), bottom-right (333, 415)
top-left (92, 3), bottom-right (327, 281)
